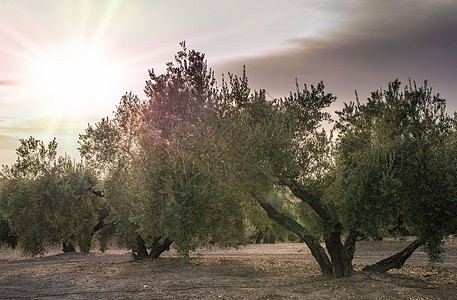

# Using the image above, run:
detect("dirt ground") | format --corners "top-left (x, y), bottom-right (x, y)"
top-left (1, 238), bottom-right (457, 299)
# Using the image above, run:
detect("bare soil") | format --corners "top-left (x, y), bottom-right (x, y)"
top-left (1, 238), bottom-right (457, 299)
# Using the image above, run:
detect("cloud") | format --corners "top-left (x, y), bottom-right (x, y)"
top-left (0, 80), bottom-right (20, 86)
top-left (0, 134), bottom-right (20, 151)
top-left (0, 116), bottom-right (91, 138)
top-left (214, 1), bottom-right (457, 111)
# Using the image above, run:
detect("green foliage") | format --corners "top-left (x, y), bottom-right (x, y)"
top-left (144, 41), bottom-right (216, 138)
top-left (333, 79), bottom-right (457, 261)
top-left (80, 43), bottom-right (249, 259)
top-left (1, 137), bottom-right (57, 180)
top-left (0, 212), bottom-right (17, 248)
top-left (0, 137), bottom-right (103, 255)
top-left (0, 179), bottom-right (18, 248)
top-left (214, 76), bottom-right (336, 235)
top-left (7, 44), bottom-right (453, 273)
top-left (78, 45), bottom-right (337, 260)
top-left (52, 157), bottom-right (103, 253)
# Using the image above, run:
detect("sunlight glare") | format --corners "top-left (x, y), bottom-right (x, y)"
top-left (28, 46), bottom-right (121, 117)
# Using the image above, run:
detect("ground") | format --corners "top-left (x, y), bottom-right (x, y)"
top-left (1, 238), bottom-right (456, 299)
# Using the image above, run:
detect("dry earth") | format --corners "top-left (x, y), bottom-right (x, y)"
top-left (1, 238), bottom-right (457, 299)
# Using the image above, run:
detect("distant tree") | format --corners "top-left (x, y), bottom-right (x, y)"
top-left (0, 191), bottom-right (17, 248)
top-left (0, 137), bottom-right (104, 255)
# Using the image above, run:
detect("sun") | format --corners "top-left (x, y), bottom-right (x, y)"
top-left (27, 45), bottom-right (122, 117)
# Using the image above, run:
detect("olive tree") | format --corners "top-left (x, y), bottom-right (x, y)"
top-left (213, 75), bottom-right (457, 277)
top-left (0, 137), bottom-right (103, 255)
top-left (79, 43), bottom-right (248, 260)
top-left (214, 80), bottom-right (342, 276)
top-left (333, 80), bottom-right (457, 272)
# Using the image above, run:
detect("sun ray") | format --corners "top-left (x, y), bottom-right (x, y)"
top-left (0, 19), bottom-right (42, 55)
top-left (1, 1), bottom-right (178, 164)
top-left (92, 0), bottom-right (123, 44)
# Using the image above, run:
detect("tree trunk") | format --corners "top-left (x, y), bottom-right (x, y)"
top-left (132, 235), bottom-right (149, 261)
top-left (284, 180), bottom-right (330, 222)
top-left (325, 230), bottom-right (354, 278)
top-left (344, 230), bottom-right (360, 261)
top-left (259, 201), bottom-right (334, 277)
top-left (254, 229), bottom-right (264, 244)
top-left (363, 238), bottom-right (423, 273)
top-left (92, 218), bottom-right (105, 234)
top-left (62, 242), bottom-right (76, 253)
top-left (149, 236), bottom-right (173, 259)
top-left (78, 236), bottom-right (91, 253)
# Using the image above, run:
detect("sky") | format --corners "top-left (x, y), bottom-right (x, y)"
top-left (1, 0), bottom-right (457, 166)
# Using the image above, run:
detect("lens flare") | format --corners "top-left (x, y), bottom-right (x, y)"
top-left (27, 45), bottom-right (122, 117)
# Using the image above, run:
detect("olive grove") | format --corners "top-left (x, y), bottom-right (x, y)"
top-left (1, 43), bottom-right (456, 279)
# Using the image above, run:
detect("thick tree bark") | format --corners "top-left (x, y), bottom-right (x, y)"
top-left (149, 236), bottom-right (173, 259)
top-left (92, 218), bottom-right (105, 234)
top-left (132, 235), bottom-right (173, 260)
top-left (363, 238), bottom-right (423, 273)
top-left (132, 235), bottom-right (149, 260)
top-left (254, 229), bottom-right (264, 244)
top-left (344, 230), bottom-right (360, 261)
top-left (325, 230), bottom-right (354, 278)
top-left (62, 242), bottom-right (76, 253)
top-left (259, 201), bottom-right (334, 277)
top-left (279, 181), bottom-right (355, 277)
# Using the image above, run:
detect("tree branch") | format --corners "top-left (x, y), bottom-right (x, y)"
top-left (258, 200), bottom-right (333, 276)
top-left (363, 239), bottom-right (423, 273)
top-left (344, 230), bottom-right (360, 261)
top-left (88, 188), bottom-right (105, 197)
top-left (281, 179), bottom-right (329, 222)
top-left (232, 151), bottom-right (330, 223)
top-left (85, 176), bottom-right (105, 197)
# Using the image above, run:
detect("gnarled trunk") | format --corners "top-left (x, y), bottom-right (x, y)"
top-left (279, 181), bottom-right (355, 277)
top-left (132, 235), bottom-right (149, 260)
top-left (363, 238), bottom-right (423, 273)
top-left (62, 242), bottom-right (76, 253)
top-left (132, 235), bottom-right (173, 260)
top-left (259, 200), bottom-right (361, 277)
top-left (344, 230), bottom-right (359, 261)
top-left (149, 236), bottom-right (173, 259)
top-left (259, 201), bottom-right (334, 277)
top-left (325, 230), bottom-right (353, 278)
